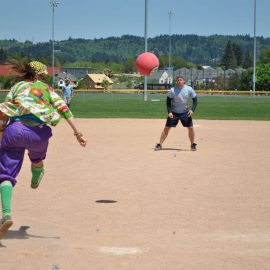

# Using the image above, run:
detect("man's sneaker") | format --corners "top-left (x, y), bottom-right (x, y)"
top-left (31, 166), bottom-right (44, 189)
top-left (191, 143), bottom-right (197, 151)
top-left (0, 214), bottom-right (13, 239)
top-left (154, 143), bottom-right (162, 151)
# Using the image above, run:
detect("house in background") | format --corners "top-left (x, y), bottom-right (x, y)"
top-left (62, 67), bottom-right (96, 78)
top-left (47, 66), bottom-right (61, 77)
top-left (148, 70), bottom-right (173, 85)
top-left (82, 74), bottom-right (113, 90)
top-left (136, 70), bottom-right (173, 90)
top-left (55, 72), bottom-right (77, 88)
top-left (0, 64), bottom-right (19, 77)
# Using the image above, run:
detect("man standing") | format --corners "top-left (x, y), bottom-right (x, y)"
top-left (62, 79), bottom-right (74, 107)
top-left (155, 76), bottom-right (198, 151)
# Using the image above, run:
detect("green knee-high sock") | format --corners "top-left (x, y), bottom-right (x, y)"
top-left (0, 181), bottom-right (13, 216)
top-left (31, 165), bottom-right (44, 188)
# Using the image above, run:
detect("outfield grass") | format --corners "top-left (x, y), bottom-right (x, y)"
top-left (70, 93), bottom-right (270, 120)
top-left (0, 92), bottom-right (269, 120)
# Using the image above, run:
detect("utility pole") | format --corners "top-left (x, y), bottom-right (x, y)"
top-left (49, 0), bottom-right (59, 86)
top-left (168, 10), bottom-right (175, 69)
top-left (253, 0), bottom-right (257, 96)
top-left (144, 0), bottom-right (148, 101)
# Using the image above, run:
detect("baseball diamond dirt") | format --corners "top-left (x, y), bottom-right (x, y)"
top-left (0, 119), bottom-right (269, 270)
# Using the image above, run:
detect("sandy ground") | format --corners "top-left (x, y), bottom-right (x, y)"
top-left (0, 119), bottom-right (270, 270)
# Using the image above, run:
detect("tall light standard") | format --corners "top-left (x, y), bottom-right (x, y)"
top-left (253, 0), bottom-right (257, 95)
top-left (49, 0), bottom-right (59, 86)
top-left (144, 0), bottom-right (148, 101)
top-left (168, 10), bottom-right (175, 69)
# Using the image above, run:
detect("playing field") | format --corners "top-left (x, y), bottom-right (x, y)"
top-left (70, 93), bottom-right (270, 120)
top-left (0, 119), bottom-right (270, 270)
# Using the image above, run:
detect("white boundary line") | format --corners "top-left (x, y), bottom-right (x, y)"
top-left (99, 246), bottom-right (145, 255)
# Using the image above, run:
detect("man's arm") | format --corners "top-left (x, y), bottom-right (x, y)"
top-left (191, 96), bottom-right (198, 112)
top-left (188, 96), bottom-right (198, 117)
top-left (166, 96), bottom-right (173, 113)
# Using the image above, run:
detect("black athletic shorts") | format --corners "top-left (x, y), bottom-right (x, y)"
top-left (165, 111), bottom-right (193, 128)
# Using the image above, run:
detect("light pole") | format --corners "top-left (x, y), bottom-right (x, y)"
top-left (253, 0), bottom-right (257, 96)
top-left (49, 0), bottom-right (59, 86)
top-left (144, 0), bottom-right (148, 101)
top-left (168, 10), bottom-right (175, 69)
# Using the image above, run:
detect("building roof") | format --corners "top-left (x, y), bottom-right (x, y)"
top-left (148, 70), bottom-right (165, 80)
top-left (0, 64), bottom-right (19, 77)
top-left (85, 74), bottom-right (113, 84)
top-left (47, 66), bottom-right (61, 76)
top-left (55, 72), bottom-right (77, 81)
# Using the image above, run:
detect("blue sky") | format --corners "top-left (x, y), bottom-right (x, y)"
top-left (0, 0), bottom-right (269, 43)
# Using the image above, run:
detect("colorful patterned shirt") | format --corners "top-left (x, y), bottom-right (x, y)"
top-left (0, 80), bottom-right (73, 126)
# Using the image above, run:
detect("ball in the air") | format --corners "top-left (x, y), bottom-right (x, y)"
top-left (135, 52), bottom-right (159, 75)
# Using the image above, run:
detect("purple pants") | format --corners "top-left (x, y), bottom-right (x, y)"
top-left (0, 121), bottom-right (52, 186)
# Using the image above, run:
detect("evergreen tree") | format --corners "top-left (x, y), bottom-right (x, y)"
top-left (232, 43), bottom-right (243, 66)
top-left (222, 41), bottom-right (237, 69)
top-left (1, 35), bottom-right (270, 70)
top-left (0, 48), bottom-right (8, 63)
top-left (243, 50), bottom-right (253, 68)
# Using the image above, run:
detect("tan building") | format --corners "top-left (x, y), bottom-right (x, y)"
top-left (82, 74), bottom-right (113, 90)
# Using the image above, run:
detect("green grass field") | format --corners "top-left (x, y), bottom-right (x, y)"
top-left (0, 92), bottom-right (269, 120)
top-left (70, 93), bottom-right (270, 120)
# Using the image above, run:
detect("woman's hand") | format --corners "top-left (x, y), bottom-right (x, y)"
top-left (74, 132), bottom-right (87, 147)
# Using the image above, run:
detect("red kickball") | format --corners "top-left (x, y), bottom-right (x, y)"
top-left (135, 52), bottom-right (159, 76)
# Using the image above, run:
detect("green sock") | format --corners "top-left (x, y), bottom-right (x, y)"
top-left (31, 165), bottom-right (44, 187)
top-left (0, 181), bottom-right (13, 216)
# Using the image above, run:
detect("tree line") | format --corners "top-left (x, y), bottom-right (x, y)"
top-left (0, 34), bottom-right (270, 90)
top-left (1, 34), bottom-right (270, 68)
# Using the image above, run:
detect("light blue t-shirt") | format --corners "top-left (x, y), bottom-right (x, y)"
top-left (62, 85), bottom-right (74, 98)
top-left (167, 84), bottom-right (196, 114)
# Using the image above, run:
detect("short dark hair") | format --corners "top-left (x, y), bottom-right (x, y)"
top-left (175, 76), bottom-right (185, 81)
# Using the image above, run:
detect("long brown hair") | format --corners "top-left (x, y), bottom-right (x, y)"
top-left (8, 59), bottom-right (37, 82)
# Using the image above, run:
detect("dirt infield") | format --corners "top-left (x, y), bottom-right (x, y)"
top-left (1, 119), bottom-right (270, 270)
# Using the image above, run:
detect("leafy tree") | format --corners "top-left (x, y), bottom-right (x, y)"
top-left (1, 34), bottom-right (270, 72)
top-left (109, 62), bottom-right (123, 73)
top-left (240, 64), bottom-right (270, 90)
top-left (172, 55), bottom-right (190, 69)
top-left (123, 58), bottom-right (135, 73)
top-left (101, 79), bottom-right (110, 90)
top-left (228, 73), bottom-right (243, 90)
top-left (117, 75), bottom-right (129, 83)
top-left (126, 78), bottom-right (132, 89)
top-left (259, 47), bottom-right (270, 64)
top-left (255, 63), bottom-right (270, 90)
top-left (158, 54), bottom-right (189, 70)
top-left (240, 68), bottom-right (253, 90)
top-left (103, 67), bottom-right (112, 77)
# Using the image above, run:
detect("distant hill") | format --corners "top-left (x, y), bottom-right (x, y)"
top-left (0, 34), bottom-right (270, 66)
